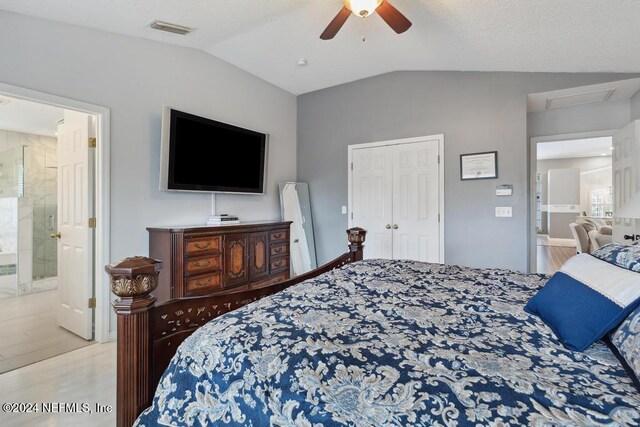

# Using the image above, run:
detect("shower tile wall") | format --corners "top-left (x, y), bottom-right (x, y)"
top-left (0, 129), bottom-right (57, 284)
top-left (0, 131), bottom-right (21, 197)
top-left (0, 197), bottom-right (17, 297)
top-left (0, 197), bottom-right (17, 253)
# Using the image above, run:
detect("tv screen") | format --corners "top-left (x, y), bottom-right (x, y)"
top-left (160, 108), bottom-right (267, 194)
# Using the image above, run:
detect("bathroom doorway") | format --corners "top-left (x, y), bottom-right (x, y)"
top-left (0, 93), bottom-right (100, 372)
top-left (0, 99), bottom-right (62, 297)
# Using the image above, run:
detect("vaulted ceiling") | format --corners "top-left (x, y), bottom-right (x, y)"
top-left (1, 0), bottom-right (639, 94)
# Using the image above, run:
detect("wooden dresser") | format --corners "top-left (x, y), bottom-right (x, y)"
top-left (147, 221), bottom-right (292, 303)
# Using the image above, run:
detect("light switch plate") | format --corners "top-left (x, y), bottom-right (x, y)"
top-left (496, 184), bottom-right (513, 196)
top-left (495, 207), bottom-right (512, 217)
top-left (341, 205), bottom-right (347, 214)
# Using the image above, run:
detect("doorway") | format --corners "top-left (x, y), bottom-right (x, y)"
top-left (348, 135), bottom-right (445, 263)
top-left (530, 132), bottom-right (614, 274)
top-left (0, 83), bottom-right (110, 372)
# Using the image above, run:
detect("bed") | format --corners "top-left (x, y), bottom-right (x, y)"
top-left (108, 228), bottom-right (640, 426)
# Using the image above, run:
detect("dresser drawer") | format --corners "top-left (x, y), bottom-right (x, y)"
top-left (270, 242), bottom-right (289, 257)
top-left (270, 256), bottom-right (289, 272)
top-left (185, 236), bottom-right (221, 255)
top-left (185, 272), bottom-right (222, 295)
top-left (184, 254), bottom-right (221, 275)
top-left (269, 230), bottom-right (289, 242)
top-left (250, 271), bottom-right (289, 290)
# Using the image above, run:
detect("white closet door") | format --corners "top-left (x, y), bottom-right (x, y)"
top-left (352, 146), bottom-right (393, 259)
top-left (392, 140), bottom-right (440, 262)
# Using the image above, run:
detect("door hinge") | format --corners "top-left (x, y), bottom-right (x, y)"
top-left (88, 137), bottom-right (96, 148)
top-left (351, 162), bottom-right (353, 171)
top-left (88, 297), bottom-right (96, 309)
top-left (438, 155), bottom-right (440, 164)
top-left (438, 213), bottom-right (441, 222)
top-left (88, 217), bottom-right (96, 228)
top-left (351, 212), bottom-right (353, 219)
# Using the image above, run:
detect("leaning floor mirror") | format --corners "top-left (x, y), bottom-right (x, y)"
top-left (279, 182), bottom-right (318, 276)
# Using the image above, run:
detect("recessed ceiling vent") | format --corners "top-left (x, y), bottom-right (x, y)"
top-left (149, 20), bottom-right (194, 36)
top-left (545, 89), bottom-right (615, 110)
top-left (0, 97), bottom-right (12, 106)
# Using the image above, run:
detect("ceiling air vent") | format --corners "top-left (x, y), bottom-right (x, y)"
top-left (149, 20), bottom-right (194, 36)
top-left (545, 89), bottom-right (615, 110)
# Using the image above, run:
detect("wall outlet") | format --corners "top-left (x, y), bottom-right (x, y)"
top-left (495, 207), bottom-right (512, 217)
top-left (341, 205), bottom-right (347, 214)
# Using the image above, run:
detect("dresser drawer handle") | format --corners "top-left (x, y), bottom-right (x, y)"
top-left (193, 241), bottom-right (211, 249)
top-left (272, 233), bottom-right (284, 239)
top-left (194, 260), bottom-right (211, 268)
top-left (273, 247), bottom-right (283, 253)
top-left (273, 260), bottom-right (284, 268)
top-left (194, 278), bottom-right (211, 287)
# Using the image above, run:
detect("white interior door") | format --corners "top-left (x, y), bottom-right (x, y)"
top-left (392, 140), bottom-right (440, 262)
top-left (612, 120), bottom-right (640, 243)
top-left (57, 110), bottom-right (94, 340)
top-left (351, 146), bottom-right (393, 259)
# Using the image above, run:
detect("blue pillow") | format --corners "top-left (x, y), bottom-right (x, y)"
top-left (611, 304), bottom-right (640, 387)
top-left (525, 254), bottom-right (640, 351)
top-left (592, 243), bottom-right (640, 272)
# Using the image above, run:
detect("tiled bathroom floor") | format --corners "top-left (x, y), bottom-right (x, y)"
top-left (0, 290), bottom-right (93, 373)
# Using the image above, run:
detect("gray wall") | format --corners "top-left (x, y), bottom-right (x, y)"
top-left (298, 71), bottom-right (636, 271)
top-left (0, 11), bottom-right (297, 261)
top-left (632, 90), bottom-right (640, 121)
top-left (548, 169), bottom-right (580, 205)
top-left (547, 168), bottom-right (580, 239)
top-left (528, 100), bottom-right (631, 137)
top-left (0, 12), bottom-right (297, 334)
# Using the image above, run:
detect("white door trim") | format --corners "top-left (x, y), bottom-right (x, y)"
top-left (0, 82), bottom-right (112, 343)
top-left (347, 134), bottom-right (445, 263)
top-left (528, 129), bottom-right (616, 273)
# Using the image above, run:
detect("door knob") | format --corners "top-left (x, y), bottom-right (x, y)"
top-left (50, 232), bottom-right (61, 239)
top-left (393, 224), bottom-right (398, 230)
top-left (385, 224), bottom-right (391, 229)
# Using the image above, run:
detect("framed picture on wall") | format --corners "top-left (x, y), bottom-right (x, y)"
top-left (460, 151), bottom-right (498, 180)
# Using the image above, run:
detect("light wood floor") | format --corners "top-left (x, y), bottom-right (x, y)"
top-left (0, 290), bottom-right (93, 374)
top-left (0, 342), bottom-right (116, 426)
top-left (536, 235), bottom-right (576, 275)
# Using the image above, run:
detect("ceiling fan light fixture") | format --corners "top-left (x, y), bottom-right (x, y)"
top-left (346, 0), bottom-right (383, 18)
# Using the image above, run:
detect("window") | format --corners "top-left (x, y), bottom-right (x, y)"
top-left (590, 188), bottom-right (613, 218)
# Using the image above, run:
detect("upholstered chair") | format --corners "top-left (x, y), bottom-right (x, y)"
top-left (570, 221), bottom-right (613, 253)
top-left (570, 223), bottom-right (590, 254)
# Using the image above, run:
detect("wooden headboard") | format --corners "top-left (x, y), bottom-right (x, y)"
top-left (106, 227), bottom-right (366, 427)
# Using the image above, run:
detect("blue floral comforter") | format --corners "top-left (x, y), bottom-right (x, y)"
top-left (136, 259), bottom-right (640, 426)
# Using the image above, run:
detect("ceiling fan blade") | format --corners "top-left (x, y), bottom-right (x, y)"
top-left (320, 6), bottom-right (351, 40)
top-left (377, 0), bottom-right (412, 34)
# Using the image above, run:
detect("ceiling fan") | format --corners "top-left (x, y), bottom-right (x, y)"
top-left (320, 0), bottom-right (412, 40)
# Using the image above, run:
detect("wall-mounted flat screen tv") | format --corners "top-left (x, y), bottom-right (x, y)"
top-left (159, 107), bottom-right (267, 194)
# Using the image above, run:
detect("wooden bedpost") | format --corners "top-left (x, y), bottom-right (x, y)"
top-left (106, 256), bottom-right (162, 427)
top-left (347, 227), bottom-right (367, 261)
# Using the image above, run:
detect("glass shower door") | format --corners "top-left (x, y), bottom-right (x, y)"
top-left (22, 143), bottom-right (58, 283)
